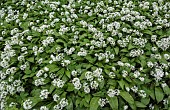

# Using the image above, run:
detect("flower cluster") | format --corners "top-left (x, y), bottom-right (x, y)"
top-left (0, 0), bottom-right (170, 110)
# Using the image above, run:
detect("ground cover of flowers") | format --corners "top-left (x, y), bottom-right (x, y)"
top-left (0, 0), bottom-right (170, 110)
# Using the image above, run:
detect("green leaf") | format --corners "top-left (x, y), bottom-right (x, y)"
top-left (46, 64), bottom-right (60, 73)
top-left (120, 91), bottom-right (134, 104)
top-left (155, 87), bottom-right (164, 103)
top-left (85, 94), bottom-right (91, 103)
top-left (27, 57), bottom-right (34, 63)
top-left (99, 80), bottom-right (105, 89)
top-left (49, 85), bottom-right (56, 93)
top-left (144, 87), bottom-right (155, 100)
top-left (28, 97), bottom-right (41, 107)
top-left (57, 68), bottom-right (65, 78)
top-left (66, 98), bottom-right (73, 110)
top-left (24, 69), bottom-right (31, 75)
top-left (143, 30), bottom-right (152, 35)
top-left (65, 70), bottom-right (71, 78)
top-left (135, 101), bottom-right (147, 108)
top-left (56, 39), bottom-right (67, 47)
top-left (141, 97), bottom-right (150, 105)
top-left (86, 55), bottom-right (96, 63)
top-left (87, 17), bottom-right (96, 21)
top-left (129, 103), bottom-right (136, 110)
top-left (66, 83), bottom-right (74, 92)
top-left (128, 43), bottom-right (135, 50)
top-left (6, 106), bottom-right (19, 110)
top-left (108, 96), bottom-right (118, 110)
top-left (92, 91), bottom-right (104, 97)
top-left (114, 47), bottom-right (119, 55)
top-left (22, 73), bottom-right (35, 79)
top-left (118, 79), bottom-right (125, 90)
top-left (20, 22), bottom-right (29, 30)
top-left (90, 97), bottom-right (100, 110)
top-left (162, 86), bottom-right (170, 95)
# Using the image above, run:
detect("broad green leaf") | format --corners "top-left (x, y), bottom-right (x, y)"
top-left (143, 30), bottom-right (152, 35)
top-left (155, 87), bottom-right (164, 103)
top-left (120, 91), bottom-right (134, 104)
top-left (87, 17), bottom-right (96, 21)
top-left (99, 80), bottom-right (105, 89)
top-left (57, 68), bottom-right (65, 78)
top-left (24, 69), bottom-right (31, 75)
top-left (141, 97), bottom-right (150, 105)
top-left (162, 86), bottom-right (170, 95)
top-left (66, 98), bottom-right (73, 110)
top-left (129, 103), bottom-right (136, 110)
top-left (90, 97), bottom-right (100, 110)
top-left (135, 101), bottom-right (147, 108)
top-left (118, 79), bottom-right (125, 90)
top-left (56, 39), bottom-right (67, 47)
top-left (86, 55), bottom-right (96, 63)
top-left (46, 64), bottom-right (60, 73)
top-left (66, 83), bottom-right (74, 92)
top-left (49, 85), bottom-right (56, 93)
top-left (22, 73), bottom-right (35, 79)
top-left (65, 70), bottom-right (71, 78)
top-left (27, 57), bottom-right (34, 62)
top-left (92, 91), bottom-right (104, 97)
top-left (114, 47), bottom-right (119, 55)
top-left (108, 96), bottom-right (118, 110)
top-left (28, 97), bottom-right (41, 107)
top-left (128, 43), bottom-right (135, 50)
top-left (76, 98), bottom-right (81, 107)
top-left (146, 88), bottom-right (155, 100)
top-left (6, 106), bottom-right (19, 110)
top-left (85, 94), bottom-right (91, 103)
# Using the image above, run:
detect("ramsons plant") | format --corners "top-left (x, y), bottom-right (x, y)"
top-left (0, 0), bottom-right (170, 110)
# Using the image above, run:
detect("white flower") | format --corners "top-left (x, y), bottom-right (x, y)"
top-left (59, 98), bottom-right (68, 108)
top-left (125, 87), bottom-right (130, 92)
top-left (124, 105), bottom-right (128, 110)
top-left (44, 67), bottom-right (49, 71)
top-left (34, 78), bottom-right (45, 86)
top-left (107, 89), bottom-right (120, 97)
top-left (139, 77), bottom-right (145, 82)
top-left (40, 106), bottom-right (49, 110)
top-left (134, 71), bottom-right (140, 78)
top-left (16, 86), bottom-right (25, 92)
top-left (152, 68), bottom-right (164, 81)
top-left (161, 83), bottom-right (167, 88)
top-left (52, 79), bottom-right (65, 88)
top-left (109, 72), bottom-right (116, 78)
top-left (90, 81), bottom-right (99, 89)
top-left (84, 86), bottom-right (90, 93)
top-left (71, 70), bottom-right (77, 76)
top-left (164, 54), bottom-right (170, 60)
top-left (53, 94), bottom-right (60, 102)
top-left (23, 99), bottom-right (33, 110)
top-left (98, 98), bottom-right (107, 107)
top-left (138, 90), bottom-right (146, 98)
top-left (85, 71), bottom-right (93, 81)
top-left (93, 68), bottom-right (102, 77)
top-left (131, 86), bottom-right (138, 93)
top-left (36, 70), bottom-right (44, 77)
top-left (77, 48), bottom-right (87, 56)
top-left (72, 78), bottom-right (82, 90)
top-left (20, 64), bottom-right (27, 70)
top-left (9, 102), bottom-right (17, 107)
top-left (39, 89), bottom-right (50, 100)
top-left (53, 104), bottom-right (62, 110)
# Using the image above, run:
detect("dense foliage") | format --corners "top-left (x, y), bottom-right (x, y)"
top-left (0, 0), bottom-right (170, 110)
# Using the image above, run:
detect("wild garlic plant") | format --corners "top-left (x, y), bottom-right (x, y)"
top-left (0, 0), bottom-right (170, 110)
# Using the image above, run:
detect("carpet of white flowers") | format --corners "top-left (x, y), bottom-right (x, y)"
top-left (0, 0), bottom-right (170, 110)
